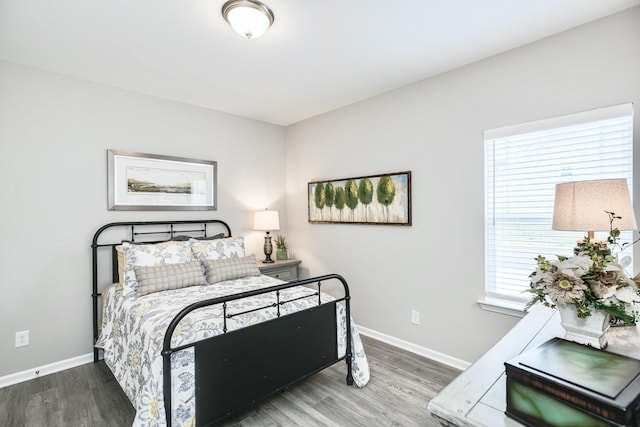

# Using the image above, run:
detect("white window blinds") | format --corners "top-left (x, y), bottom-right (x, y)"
top-left (484, 103), bottom-right (634, 301)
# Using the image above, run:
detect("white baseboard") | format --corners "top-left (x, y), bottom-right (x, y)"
top-left (0, 353), bottom-right (94, 389)
top-left (356, 325), bottom-right (471, 371)
top-left (1, 328), bottom-right (469, 388)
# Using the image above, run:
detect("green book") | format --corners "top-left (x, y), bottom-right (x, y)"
top-left (505, 338), bottom-right (640, 427)
top-left (520, 338), bottom-right (640, 399)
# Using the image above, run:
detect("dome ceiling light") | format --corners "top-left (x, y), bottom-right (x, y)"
top-left (222, 0), bottom-right (274, 39)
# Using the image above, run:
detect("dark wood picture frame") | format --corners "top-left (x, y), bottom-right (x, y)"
top-left (308, 171), bottom-right (411, 225)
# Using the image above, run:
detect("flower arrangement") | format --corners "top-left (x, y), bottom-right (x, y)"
top-left (526, 212), bottom-right (640, 325)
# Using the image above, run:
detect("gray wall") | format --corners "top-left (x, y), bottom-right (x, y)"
top-left (285, 6), bottom-right (640, 363)
top-left (0, 61), bottom-right (286, 376)
top-left (1, 6), bottom-right (638, 380)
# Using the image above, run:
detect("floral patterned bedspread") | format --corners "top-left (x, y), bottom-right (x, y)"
top-left (95, 275), bottom-right (370, 426)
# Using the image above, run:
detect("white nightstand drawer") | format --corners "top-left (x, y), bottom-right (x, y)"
top-left (267, 267), bottom-right (296, 281)
top-left (258, 259), bottom-right (301, 282)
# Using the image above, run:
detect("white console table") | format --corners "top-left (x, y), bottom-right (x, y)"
top-left (427, 305), bottom-right (640, 427)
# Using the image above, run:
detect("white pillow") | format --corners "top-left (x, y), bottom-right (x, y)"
top-left (190, 236), bottom-right (245, 260)
top-left (121, 241), bottom-right (193, 296)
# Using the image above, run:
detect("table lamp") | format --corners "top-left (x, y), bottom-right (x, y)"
top-left (552, 178), bottom-right (637, 254)
top-left (254, 209), bottom-right (280, 263)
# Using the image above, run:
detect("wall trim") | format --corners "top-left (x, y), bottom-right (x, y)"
top-left (356, 325), bottom-right (471, 371)
top-left (477, 296), bottom-right (527, 318)
top-left (0, 353), bottom-right (93, 389)
top-left (1, 328), bottom-right (470, 388)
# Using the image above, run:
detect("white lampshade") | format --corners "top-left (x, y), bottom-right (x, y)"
top-left (552, 179), bottom-right (637, 234)
top-left (222, 0), bottom-right (274, 39)
top-left (253, 209), bottom-right (280, 231)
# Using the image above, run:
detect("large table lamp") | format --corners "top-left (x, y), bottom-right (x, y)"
top-left (552, 178), bottom-right (637, 253)
top-left (254, 209), bottom-right (280, 263)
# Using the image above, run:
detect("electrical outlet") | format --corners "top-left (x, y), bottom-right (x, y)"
top-left (15, 330), bottom-right (29, 347)
top-left (411, 310), bottom-right (420, 325)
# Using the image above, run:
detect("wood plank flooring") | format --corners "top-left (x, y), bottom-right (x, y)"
top-left (0, 336), bottom-right (460, 426)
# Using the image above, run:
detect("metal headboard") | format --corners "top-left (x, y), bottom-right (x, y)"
top-left (90, 219), bottom-right (232, 361)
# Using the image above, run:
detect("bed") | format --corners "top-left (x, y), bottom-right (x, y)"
top-left (91, 219), bottom-right (370, 426)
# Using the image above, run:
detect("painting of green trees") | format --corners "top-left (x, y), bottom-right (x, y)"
top-left (308, 171), bottom-right (411, 225)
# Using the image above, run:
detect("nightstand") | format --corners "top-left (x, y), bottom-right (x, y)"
top-left (257, 259), bottom-right (301, 281)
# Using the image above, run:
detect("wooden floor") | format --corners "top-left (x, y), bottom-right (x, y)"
top-left (0, 335), bottom-right (460, 426)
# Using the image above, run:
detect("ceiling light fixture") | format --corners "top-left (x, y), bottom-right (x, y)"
top-left (222, 0), bottom-right (274, 39)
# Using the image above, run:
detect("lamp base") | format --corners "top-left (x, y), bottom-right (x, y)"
top-left (262, 233), bottom-right (274, 263)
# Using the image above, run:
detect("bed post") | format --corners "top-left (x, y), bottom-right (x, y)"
top-left (162, 348), bottom-right (173, 426)
top-left (343, 282), bottom-right (354, 386)
top-left (91, 237), bottom-right (101, 363)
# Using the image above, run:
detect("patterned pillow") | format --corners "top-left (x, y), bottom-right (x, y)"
top-left (116, 239), bottom-right (210, 286)
top-left (190, 236), bottom-right (245, 260)
top-left (203, 254), bottom-right (261, 284)
top-left (134, 261), bottom-right (206, 295)
top-left (121, 241), bottom-right (193, 296)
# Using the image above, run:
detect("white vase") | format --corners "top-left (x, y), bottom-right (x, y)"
top-left (557, 304), bottom-right (610, 349)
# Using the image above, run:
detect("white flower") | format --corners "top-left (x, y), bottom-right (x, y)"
top-left (604, 262), bottom-right (636, 287)
top-left (618, 255), bottom-right (632, 269)
top-left (614, 286), bottom-right (640, 304)
top-left (599, 285), bottom-right (618, 300)
top-left (530, 268), bottom-right (552, 288)
top-left (605, 262), bottom-right (623, 272)
top-left (544, 272), bottom-right (588, 304)
top-left (555, 255), bottom-right (592, 277)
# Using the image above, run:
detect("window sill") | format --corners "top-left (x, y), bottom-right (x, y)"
top-left (477, 296), bottom-right (527, 318)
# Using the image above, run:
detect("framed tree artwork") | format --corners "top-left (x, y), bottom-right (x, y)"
top-left (308, 171), bottom-right (411, 225)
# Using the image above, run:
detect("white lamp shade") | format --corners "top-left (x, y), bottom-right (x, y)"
top-left (552, 179), bottom-right (637, 232)
top-left (253, 209), bottom-right (280, 231)
top-left (222, 0), bottom-right (274, 39)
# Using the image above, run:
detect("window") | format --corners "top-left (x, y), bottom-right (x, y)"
top-left (484, 104), bottom-right (634, 309)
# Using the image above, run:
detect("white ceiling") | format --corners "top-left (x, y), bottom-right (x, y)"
top-left (1, 1), bottom-right (639, 126)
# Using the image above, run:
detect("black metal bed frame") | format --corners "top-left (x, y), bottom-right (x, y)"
top-left (91, 219), bottom-right (353, 426)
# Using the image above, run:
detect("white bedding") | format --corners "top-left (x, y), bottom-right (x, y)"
top-left (95, 274), bottom-right (370, 426)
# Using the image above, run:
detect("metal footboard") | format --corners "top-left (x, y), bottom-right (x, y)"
top-left (161, 274), bottom-right (353, 426)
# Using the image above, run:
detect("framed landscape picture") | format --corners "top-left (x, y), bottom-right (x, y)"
top-left (107, 150), bottom-right (217, 210)
top-left (308, 171), bottom-right (411, 225)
